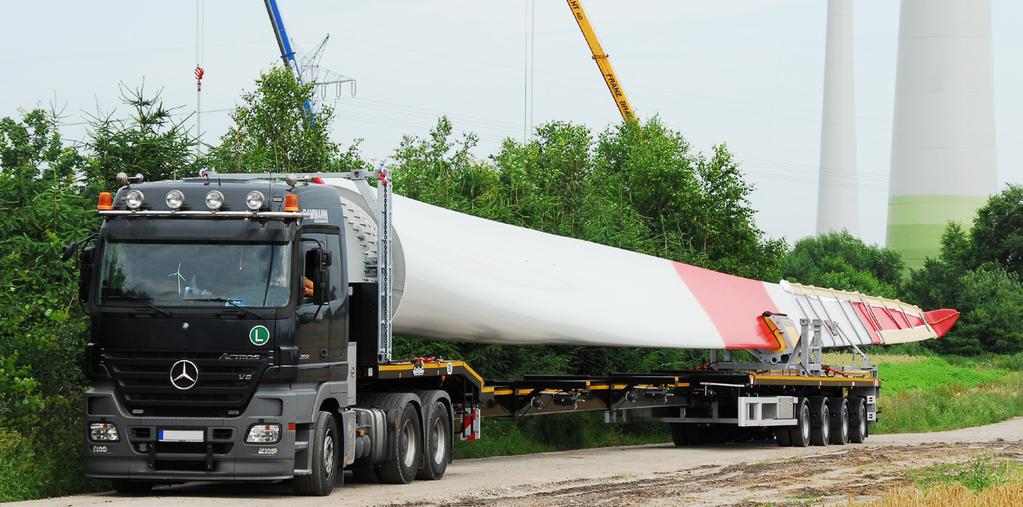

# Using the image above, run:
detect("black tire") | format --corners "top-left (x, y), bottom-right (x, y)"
top-left (670, 423), bottom-right (688, 446)
top-left (685, 425), bottom-right (708, 445)
top-left (110, 480), bottom-right (153, 495)
top-left (829, 398), bottom-right (850, 445)
top-left (775, 427), bottom-right (791, 446)
top-left (788, 398), bottom-right (812, 447)
top-left (293, 411), bottom-right (340, 496)
top-left (377, 401), bottom-right (422, 484)
top-left (809, 396), bottom-right (830, 446)
top-left (417, 397), bottom-right (452, 480)
top-left (849, 397), bottom-right (868, 443)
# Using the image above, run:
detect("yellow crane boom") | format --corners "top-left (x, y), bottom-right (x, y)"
top-left (565, 0), bottom-right (636, 121)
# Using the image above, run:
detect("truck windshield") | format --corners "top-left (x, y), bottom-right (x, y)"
top-left (98, 242), bottom-right (292, 308)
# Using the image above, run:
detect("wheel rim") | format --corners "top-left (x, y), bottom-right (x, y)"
top-left (859, 405), bottom-right (867, 436)
top-left (401, 419), bottom-right (417, 469)
top-left (842, 408), bottom-right (849, 439)
top-left (323, 432), bottom-right (335, 478)
top-left (432, 416), bottom-right (446, 464)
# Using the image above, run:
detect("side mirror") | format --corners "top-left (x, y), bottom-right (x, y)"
top-left (78, 247), bottom-right (95, 304)
top-left (62, 243), bottom-right (77, 262)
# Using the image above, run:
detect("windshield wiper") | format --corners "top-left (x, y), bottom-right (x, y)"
top-left (189, 297), bottom-right (262, 319)
top-left (104, 295), bottom-right (172, 317)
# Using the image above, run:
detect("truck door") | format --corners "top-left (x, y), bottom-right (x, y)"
top-left (294, 232), bottom-right (335, 382)
top-left (324, 233), bottom-right (349, 380)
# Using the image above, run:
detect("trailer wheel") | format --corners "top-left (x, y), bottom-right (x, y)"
top-left (293, 411), bottom-right (340, 496)
top-left (377, 401), bottom-right (422, 484)
top-left (670, 423), bottom-right (688, 446)
top-left (110, 480), bottom-right (153, 495)
top-left (829, 398), bottom-right (850, 445)
top-left (849, 397), bottom-right (868, 443)
top-left (774, 427), bottom-right (791, 446)
top-left (418, 399), bottom-right (451, 480)
top-left (809, 396), bottom-right (830, 446)
top-left (788, 398), bottom-right (812, 447)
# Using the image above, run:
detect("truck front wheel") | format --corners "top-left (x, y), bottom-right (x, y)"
top-left (377, 401), bottom-right (422, 484)
top-left (293, 411), bottom-right (340, 496)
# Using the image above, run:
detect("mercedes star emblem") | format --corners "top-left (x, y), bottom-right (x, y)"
top-left (169, 359), bottom-right (199, 390)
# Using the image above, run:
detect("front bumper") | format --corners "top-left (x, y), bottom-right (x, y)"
top-left (84, 384), bottom-right (303, 482)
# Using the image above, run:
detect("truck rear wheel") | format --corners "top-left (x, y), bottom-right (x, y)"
top-left (416, 391), bottom-right (452, 480)
top-left (849, 397), bottom-right (868, 443)
top-left (110, 480), bottom-right (153, 495)
top-left (829, 397), bottom-right (850, 445)
top-left (377, 400), bottom-right (422, 484)
top-left (809, 396), bottom-right (830, 446)
top-left (293, 410), bottom-right (340, 496)
top-left (788, 398), bottom-right (811, 447)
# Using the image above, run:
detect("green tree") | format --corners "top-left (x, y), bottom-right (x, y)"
top-left (901, 223), bottom-right (970, 311)
top-left (783, 231), bottom-right (904, 298)
top-left (940, 264), bottom-right (1023, 355)
top-left (208, 66), bottom-right (363, 174)
top-left (84, 85), bottom-right (200, 188)
top-left (970, 184), bottom-right (1023, 278)
top-left (0, 108), bottom-right (98, 497)
top-left (594, 118), bottom-right (785, 279)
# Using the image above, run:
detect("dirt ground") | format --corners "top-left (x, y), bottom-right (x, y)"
top-left (16, 417), bottom-right (1023, 507)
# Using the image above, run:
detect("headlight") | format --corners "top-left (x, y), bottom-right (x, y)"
top-left (89, 422), bottom-right (120, 442)
top-left (125, 190), bottom-right (144, 210)
top-left (245, 191), bottom-right (265, 211)
top-left (165, 190), bottom-right (184, 210)
top-left (246, 423), bottom-right (281, 444)
top-left (205, 190), bottom-right (225, 211)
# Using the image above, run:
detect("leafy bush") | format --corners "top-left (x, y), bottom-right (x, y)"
top-left (783, 231), bottom-right (904, 297)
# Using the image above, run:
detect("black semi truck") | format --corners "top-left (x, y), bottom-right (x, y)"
top-left (72, 171), bottom-right (878, 495)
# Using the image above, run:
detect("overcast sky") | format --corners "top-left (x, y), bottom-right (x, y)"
top-left (4, 1), bottom-right (1022, 246)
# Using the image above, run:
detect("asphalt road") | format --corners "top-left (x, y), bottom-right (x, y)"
top-left (16, 417), bottom-right (1023, 507)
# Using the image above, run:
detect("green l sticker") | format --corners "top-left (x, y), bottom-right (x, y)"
top-left (249, 325), bottom-right (270, 346)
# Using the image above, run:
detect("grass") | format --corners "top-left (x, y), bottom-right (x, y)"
top-left (853, 483), bottom-right (1023, 506)
top-left (869, 353), bottom-right (1023, 434)
top-left (851, 457), bottom-right (1023, 506)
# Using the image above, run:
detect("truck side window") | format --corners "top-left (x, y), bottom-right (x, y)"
top-left (301, 234), bottom-right (324, 305)
top-left (301, 232), bottom-right (341, 304)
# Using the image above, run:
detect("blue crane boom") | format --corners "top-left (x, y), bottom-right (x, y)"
top-left (263, 0), bottom-right (315, 121)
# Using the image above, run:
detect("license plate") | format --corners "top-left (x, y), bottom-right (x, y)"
top-left (158, 429), bottom-right (204, 443)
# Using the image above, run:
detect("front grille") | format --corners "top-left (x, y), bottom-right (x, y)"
top-left (102, 349), bottom-right (270, 417)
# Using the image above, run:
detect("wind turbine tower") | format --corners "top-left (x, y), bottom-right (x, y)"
top-left (817, 0), bottom-right (859, 237)
top-left (887, 0), bottom-right (997, 267)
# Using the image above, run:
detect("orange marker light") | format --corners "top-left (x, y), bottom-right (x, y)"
top-left (284, 194), bottom-right (299, 212)
top-left (97, 192), bottom-right (113, 210)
